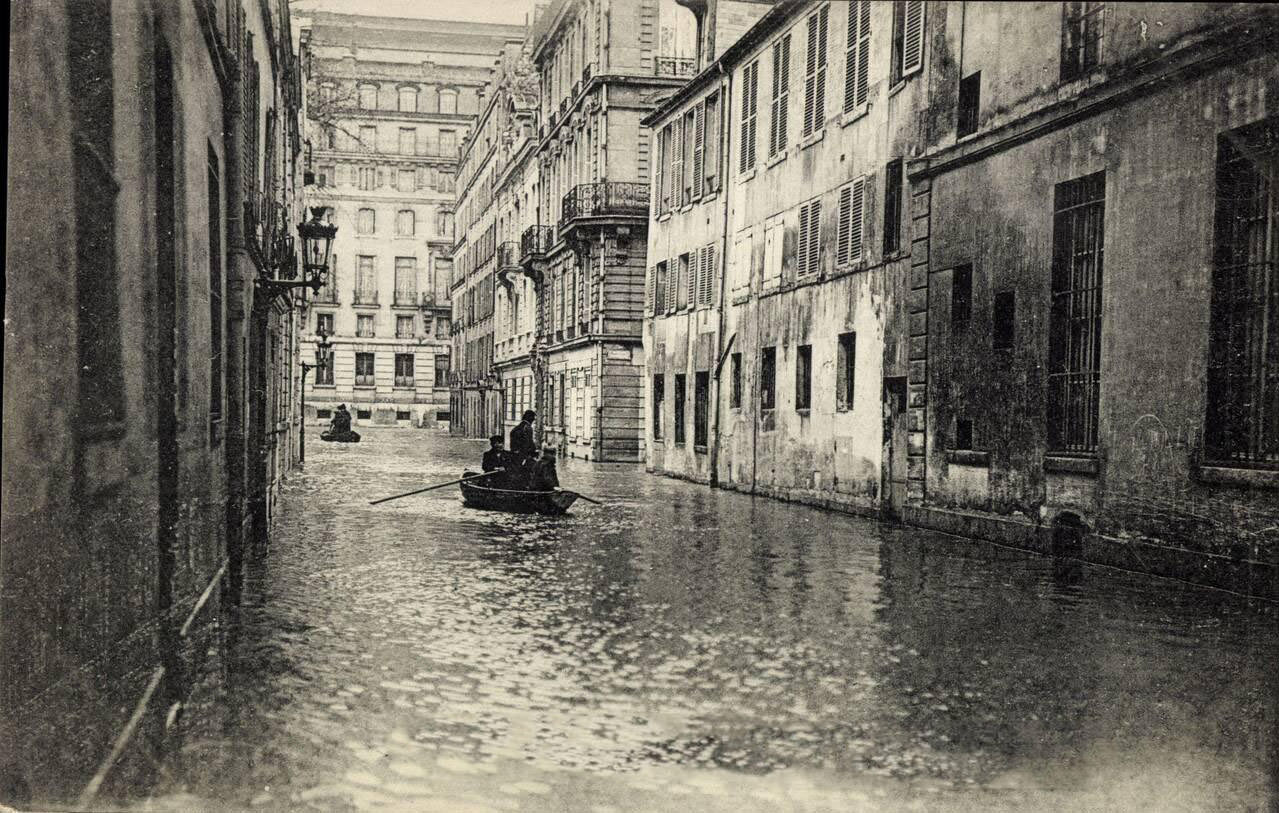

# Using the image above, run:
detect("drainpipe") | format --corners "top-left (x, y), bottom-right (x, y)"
top-left (709, 64), bottom-right (731, 489)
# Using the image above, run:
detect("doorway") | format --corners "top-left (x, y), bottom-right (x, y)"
top-left (882, 376), bottom-right (909, 519)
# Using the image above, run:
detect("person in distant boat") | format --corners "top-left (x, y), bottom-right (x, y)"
top-left (510, 410), bottom-right (538, 461)
top-left (482, 435), bottom-right (509, 473)
top-left (331, 404), bottom-right (352, 435)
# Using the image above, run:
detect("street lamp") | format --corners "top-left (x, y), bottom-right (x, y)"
top-left (257, 205), bottom-right (338, 296)
top-left (299, 328), bottom-right (334, 465)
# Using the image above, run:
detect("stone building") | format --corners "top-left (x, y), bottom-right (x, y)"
top-left (645, 0), bottom-right (923, 517)
top-left (298, 12), bottom-right (522, 429)
top-left (520, 0), bottom-right (699, 461)
top-left (906, 2), bottom-right (1279, 598)
top-left (643, 0), bottom-right (1279, 599)
top-left (4, 0), bottom-right (306, 803)
top-left (451, 35), bottom-right (542, 440)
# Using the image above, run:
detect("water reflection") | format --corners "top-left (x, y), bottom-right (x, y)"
top-left (138, 429), bottom-right (1278, 812)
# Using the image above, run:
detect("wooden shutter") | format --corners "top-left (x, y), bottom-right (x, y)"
top-left (845, 1), bottom-right (871, 112)
top-left (847, 177), bottom-right (865, 262)
top-left (699, 243), bottom-right (716, 305)
top-left (804, 13), bottom-right (818, 136)
top-left (666, 258), bottom-right (677, 312)
top-left (902, 0), bottom-right (924, 76)
top-left (745, 62), bottom-right (758, 169)
top-left (672, 117), bottom-right (684, 207)
top-left (808, 199), bottom-right (821, 274)
top-left (647, 265), bottom-right (656, 315)
top-left (740, 67), bottom-right (752, 173)
top-left (837, 185), bottom-right (852, 265)
top-left (687, 249), bottom-right (699, 307)
top-left (815, 6), bottom-right (828, 129)
top-left (771, 36), bottom-right (790, 156)
top-left (692, 103), bottom-right (705, 199)
top-left (655, 126), bottom-right (666, 212)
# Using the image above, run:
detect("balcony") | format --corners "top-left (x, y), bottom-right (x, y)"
top-left (393, 290), bottom-right (419, 307)
top-left (498, 241), bottom-right (521, 270)
top-left (654, 57), bottom-right (696, 78)
top-left (582, 63), bottom-right (593, 82)
top-left (571, 80), bottom-right (580, 100)
top-left (560, 182), bottom-right (650, 231)
top-left (352, 289), bottom-right (379, 307)
top-left (520, 225), bottom-right (554, 262)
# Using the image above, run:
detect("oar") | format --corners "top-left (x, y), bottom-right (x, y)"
top-left (369, 469), bottom-right (503, 506)
top-left (565, 491), bottom-right (604, 506)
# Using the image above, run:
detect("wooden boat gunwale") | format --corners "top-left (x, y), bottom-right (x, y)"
top-left (459, 471), bottom-right (579, 515)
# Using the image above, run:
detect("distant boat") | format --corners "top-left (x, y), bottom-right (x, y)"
top-left (459, 470), bottom-right (579, 515)
top-left (320, 430), bottom-right (361, 443)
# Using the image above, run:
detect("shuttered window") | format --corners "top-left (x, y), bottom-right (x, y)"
top-left (698, 243), bottom-right (716, 306)
top-left (692, 103), bottom-right (706, 199)
top-left (665, 258), bottom-right (677, 312)
top-left (732, 235), bottom-right (752, 295)
top-left (844, 0), bottom-right (871, 113)
top-left (671, 116), bottom-right (685, 208)
top-left (685, 250), bottom-right (698, 308)
top-left (740, 60), bottom-right (759, 172)
top-left (802, 5), bottom-right (829, 138)
top-left (893, 1), bottom-right (925, 83)
top-left (655, 124), bottom-right (668, 213)
top-left (647, 265), bottom-right (656, 314)
top-left (769, 34), bottom-right (790, 156)
top-left (704, 93), bottom-right (720, 192)
top-left (837, 177), bottom-right (866, 266)
top-left (798, 199), bottom-right (822, 276)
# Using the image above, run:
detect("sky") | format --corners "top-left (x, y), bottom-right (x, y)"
top-left (291, 0), bottom-right (539, 27)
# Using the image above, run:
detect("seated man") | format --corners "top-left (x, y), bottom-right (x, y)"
top-left (481, 435), bottom-right (509, 475)
top-left (530, 447), bottom-right (560, 491)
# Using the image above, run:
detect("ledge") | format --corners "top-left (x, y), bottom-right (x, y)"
top-left (947, 450), bottom-right (990, 466)
top-left (765, 150), bottom-right (787, 169)
top-left (1193, 464), bottom-right (1279, 490)
top-left (840, 106), bottom-right (869, 128)
top-left (798, 129), bottom-right (825, 150)
top-left (739, 167), bottom-right (757, 182)
top-left (1044, 455), bottom-right (1099, 475)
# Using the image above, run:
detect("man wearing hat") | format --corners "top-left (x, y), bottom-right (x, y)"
top-left (509, 409), bottom-right (538, 462)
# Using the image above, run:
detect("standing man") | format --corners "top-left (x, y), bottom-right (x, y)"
top-left (510, 410), bottom-right (537, 462)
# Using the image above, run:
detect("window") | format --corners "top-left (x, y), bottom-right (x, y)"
top-left (395, 209), bottom-right (415, 237)
top-left (1207, 118), bottom-right (1279, 465)
top-left (798, 198), bottom-right (821, 276)
top-left (1061, 2), bottom-right (1104, 81)
top-left (671, 116), bottom-right (685, 209)
top-left (436, 210), bottom-right (453, 238)
top-left (653, 374), bottom-right (665, 439)
top-left (357, 208), bottom-right (376, 235)
top-left (677, 253), bottom-right (691, 309)
top-left (355, 255), bottom-right (377, 304)
top-left (952, 264), bottom-right (973, 328)
top-left (394, 257), bottom-right (417, 305)
top-left (317, 164), bottom-right (334, 187)
top-left (316, 312), bottom-right (334, 336)
top-left (763, 216), bottom-right (784, 290)
top-left (704, 93), bottom-right (721, 192)
top-left (802, 5), bottom-right (829, 138)
top-left (439, 89), bottom-right (458, 115)
top-left (698, 243), bottom-right (716, 306)
top-left (730, 353), bottom-right (742, 409)
top-left (770, 34), bottom-right (791, 157)
top-left (844, 1), bottom-right (871, 114)
top-left (359, 125), bottom-right (377, 151)
top-left (891, 1), bottom-right (925, 85)
top-left (398, 169), bottom-right (416, 192)
top-left (993, 291), bottom-right (1016, 350)
top-left (837, 332), bottom-right (855, 411)
top-left (674, 373), bottom-right (687, 444)
top-left (317, 409), bottom-right (332, 420)
top-left (689, 106), bottom-right (703, 200)
top-left (355, 352), bottom-right (375, 386)
top-left (396, 315), bottom-right (415, 338)
top-left (732, 234), bottom-right (753, 295)
top-left (357, 409), bottom-right (372, 420)
top-left (436, 317), bottom-right (449, 338)
top-left (357, 314), bottom-right (375, 338)
top-left (208, 148), bottom-right (223, 426)
top-left (955, 417), bottom-right (974, 451)
top-left (440, 129), bottom-right (457, 156)
top-left (655, 261), bottom-right (668, 314)
top-left (958, 72), bottom-right (981, 137)
top-left (694, 371), bottom-right (710, 447)
top-left (884, 159), bottom-right (905, 255)
top-left (359, 84), bottom-right (378, 109)
top-left (398, 128), bottom-right (415, 155)
top-left (397, 410), bottom-right (411, 421)
top-left (394, 353), bottom-right (415, 387)
top-left (837, 178), bottom-right (866, 266)
top-left (740, 60), bottom-right (759, 172)
top-left (795, 345), bottom-right (812, 410)
top-left (398, 86), bottom-right (418, 113)
top-left (1048, 172), bottom-right (1105, 454)
top-left (435, 355), bottom-right (450, 387)
top-left (656, 124), bottom-right (670, 212)
top-left (357, 166), bottom-right (377, 190)
top-left (760, 347), bottom-right (776, 410)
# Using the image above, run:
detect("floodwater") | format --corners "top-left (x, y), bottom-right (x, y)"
top-left (141, 429), bottom-right (1277, 812)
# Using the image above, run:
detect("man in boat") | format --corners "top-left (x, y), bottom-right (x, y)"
top-left (530, 446), bottom-right (560, 491)
top-left (510, 410), bottom-right (538, 462)
top-left (481, 434), bottom-right (512, 486)
top-left (332, 404), bottom-right (352, 435)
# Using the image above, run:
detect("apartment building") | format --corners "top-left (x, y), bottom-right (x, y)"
top-left (5, 0), bottom-right (306, 801)
top-left (643, 0), bottom-right (1279, 599)
top-left (645, 0), bottom-right (924, 517)
top-left (520, 0), bottom-right (698, 461)
top-left (907, 2), bottom-right (1279, 597)
top-left (299, 12), bottom-right (523, 428)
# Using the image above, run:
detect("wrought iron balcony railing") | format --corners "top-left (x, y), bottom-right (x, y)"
top-left (582, 63), bottom-right (593, 82)
top-left (393, 290), bottom-right (418, 307)
top-left (521, 225), bottom-right (554, 260)
top-left (654, 57), bottom-right (696, 78)
top-left (352, 289), bottom-right (379, 306)
top-left (561, 182), bottom-right (650, 227)
top-left (498, 241), bottom-right (521, 269)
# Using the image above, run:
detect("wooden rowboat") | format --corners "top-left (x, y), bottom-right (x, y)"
top-left (459, 471), bottom-right (580, 515)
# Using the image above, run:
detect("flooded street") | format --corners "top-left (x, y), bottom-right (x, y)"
top-left (144, 429), bottom-right (1278, 812)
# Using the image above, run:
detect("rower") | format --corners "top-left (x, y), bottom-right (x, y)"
top-left (482, 435), bottom-right (509, 477)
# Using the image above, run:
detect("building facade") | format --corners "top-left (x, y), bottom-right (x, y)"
top-left (643, 0), bottom-right (1279, 599)
top-left (520, 0), bottom-right (699, 461)
top-left (4, 0), bottom-right (306, 803)
top-left (451, 35), bottom-right (542, 439)
top-left (299, 12), bottom-right (523, 429)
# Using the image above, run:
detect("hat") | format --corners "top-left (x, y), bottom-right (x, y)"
top-left (490, 434), bottom-right (504, 445)
top-left (338, 404), bottom-right (346, 409)
top-left (522, 410), bottom-right (537, 422)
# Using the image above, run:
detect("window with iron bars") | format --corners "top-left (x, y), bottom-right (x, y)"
top-left (1048, 171), bottom-right (1105, 455)
top-left (1206, 118), bottom-right (1279, 468)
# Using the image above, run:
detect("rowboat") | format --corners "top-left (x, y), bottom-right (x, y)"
top-left (459, 471), bottom-right (580, 515)
top-left (320, 430), bottom-right (361, 443)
